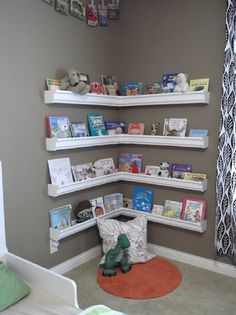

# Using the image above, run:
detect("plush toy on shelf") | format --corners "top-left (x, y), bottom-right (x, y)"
top-left (151, 122), bottom-right (160, 136)
top-left (173, 73), bottom-right (189, 93)
top-left (60, 69), bottom-right (90, 95)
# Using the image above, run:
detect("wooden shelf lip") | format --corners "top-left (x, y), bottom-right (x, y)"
top-left (50, 207), bottom-right (206, 245)
top-left (48, 172), bottom-right (207, 197)
top-left (46, 135), bottom-right (209, 151)
top-left (44, 90), bottom-right (210, 107)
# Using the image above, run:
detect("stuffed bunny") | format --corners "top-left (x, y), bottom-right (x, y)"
top-left (60, 69), bottom-right (90, 95)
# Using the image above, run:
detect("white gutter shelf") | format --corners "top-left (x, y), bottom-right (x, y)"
top-left (44, 90), bottom-right (210, 107)
top-left (49, 207), bottom-right (206, 253)
top-left (46, 135), bottom-right (209, 151)
top-left (48, 172), bottom-right (207, 197)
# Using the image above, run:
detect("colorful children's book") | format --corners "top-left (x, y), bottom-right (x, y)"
top-left (152, 204), bottom-right (164, 216)
top-left (70, 122), bottom-right (88, 137)
top-left (183, 172), bottom-right (207, 181)
top-left (189, 78), bottom-right (209, 92)
top-left (104, 193), bottom-right (123, 212)
top-left (145, 165), bottom-right (161, 176)
top-left (46, 116), bottom-right (72, 138)
top-left (189, 129), bottom-right (208, 137)
top-left (162, 200), bottom-right (183, 219)
top-left (107, 1), bottom-right (120, 19)
top-left (49, 205), bottom-right (72, 229)
top-left (105, 121), bottom-right (125, 135)
top-left (121, 82), bottom-right (142, 96)
top-left (48, 158), bottom-right (74, 186)
top-left (123, 197), bottom-right (133, 209)
top-left (98, 3), bottom-right (109, 26)
top-left (93, 158), bottom-right (115, 177)
top-left (132, 187), bottom-right (153, 213)
top-left (90, 197), bottom-right (106, 217)
top-left (55, 0), bottom-right (69, 15)
top-left (69, 0), bottom-right (86, 20)
top-left (163, 118), bottom-right (187, 137)
top-left (71, 163), bottom-right (96, 181)
top-left (118, 153), bottom-right (142, 173)
top-left (86, 3), bottom-right (98, 26)
top-left (161, 73), bottom-right (178, 93)
top-left (87, 113), bottom-right (107, 136)
top-left (171, 163), bottom-right (192, 179)
top-left (128, 123), bottom-right (145, 135)
top-left (181, 196), bottom-right (207, 222)
top-left (46, 78), bottom-right (61, 91)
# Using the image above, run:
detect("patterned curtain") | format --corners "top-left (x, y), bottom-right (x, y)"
top-left (215, 0), bottom-right (236, 261)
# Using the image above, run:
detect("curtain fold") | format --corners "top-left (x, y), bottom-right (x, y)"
top-left (215, 0), bottom-right (236, 261)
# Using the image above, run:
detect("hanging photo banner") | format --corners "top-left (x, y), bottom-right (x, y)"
top-left (86, 1), bottom-right (98, 26)
top-left (107, 0), bottom-right (120, 20)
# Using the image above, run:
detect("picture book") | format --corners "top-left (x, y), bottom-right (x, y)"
top-left (69, 0), bottom-right (86, 20)
top-left (49, 204), bottom-right (72, 229)
top-left (189, 129), bottom-right (208, 137)
top-left (101, 74), bottom-right (119, 95)
top-left (152, 204), bottom-right (164, 216)
top-left (70, 122), bottom-right (88, 137)
top-left (118, 153), bottom-right (142, 173)
top-left (71, 163), bottom-right (96, 182)
top-left (123, 197), bottom-right (133, 208)
top-left (171, 163), bottom-right (192, 179)
top-left (90, 82), bottom-right (105, 94)
top-left (163, 118), bottom-right (187, 137)
top-left (121, 82), bottom-right (142, 96)
top-left (146, 82), bottom-right (163, 94)
top-left (145, 165), bottom-right (161, 176)
top-left (93, 158), bottom-right (116, 177)
top-left (46, 116), bottom-right (72, 138)
top-left (90, 197), bottom-right (106, 217)
top-left (55, 0), bottom-right (69, 15)
top-left (132, 187), bottom-right (153, 213)
top-left (181, 196), bottom-right (207, 222)
top-left (107, 1), bottom-right (120, 19)
top-left (87, 113), bottom-right (107, 136)
top-left (46, 78), bottom-right (61, 91)
top-left (183, 172), bottom-right (207, 181)
top-left (86, 3), bottom-right (98, 26)
top-left (189, 78), bottom-right (209, 92)
top-left (98, 4), bottom-right (109, 26)
top-left (128, 122), bottom-right (145, 135)
top-left (105, 121), bottom-right (125, 135)
top-left (162, 200), bottom-right (183, 219)
top-left (74, 200), bottom-right (93, 223)
top-left (104, 193), bottom-right (123, 212)
top-left (48, 158), bottom-right (74, 186)
top-left (161, 73), bottom-right (178, 93)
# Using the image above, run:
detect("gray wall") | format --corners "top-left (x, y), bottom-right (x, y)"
top-left (1, 0), bottom-right (229, 268)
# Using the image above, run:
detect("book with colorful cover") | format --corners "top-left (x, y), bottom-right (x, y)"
top-left (46, 78), bottom-right (61, 91)
top-left (70, 122), bottom-right (88, 137)
top-left (48, 158), bottom-right (74, 186)
top-left (171, 163), bottom-right (192, 179)
top-left (104, 193), bottom-right (123, 212)
top-left (70, 0), bottom-right (86, 20)
top-left (105, 121), bottom-right (125, 135)
top-left (189, 78), bottom-right (209, 92)
top-left (90, 197), bottom-right (106, 217)
top-left (71, 163), bottom-right (96, 181)
top-left (161, 73), bottom-right (178, 93)
top-left (163, 118), bottom-right (187, 137)
top-left (132, 187), bottom-right (153, 213)
top-left (128, 122), bottom-right (145, 135)
top-left (87, 113), bottom-right (107, 136)
top-left (93, 158), bottom-right (116, 177)
top-left (121, 82), bottom-right (142, 96)
top-left (49, 204), bottom-right (72, 229)
top-left (98, 3), bottom-right (109, 26)
top-left (181, 196), bottom-right (207, 222)
top-left (152, 204), bottom-right (164, 216)
top-left (123, 197), bottom-right (133, 209)
top-left (189, 129), bottom-right (208, 137)
top-left (46, 116), bottom-right (72, 138)
top-left (145, 165), bottom-right (161, 176)
top-left (183, 172), bottom-right (207, 181)
top-left (118, 153), bottom-right (142, 173)
top-left (162, 200), bottom-right (183, 219)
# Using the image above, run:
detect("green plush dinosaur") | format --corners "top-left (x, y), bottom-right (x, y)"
top-left (103, 233), bottom-right (132, 277)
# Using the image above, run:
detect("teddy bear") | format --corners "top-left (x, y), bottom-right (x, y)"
top-left (60, 69), bottom-right (90, 95)
top-left (173, 73), bottom-right (189, 93)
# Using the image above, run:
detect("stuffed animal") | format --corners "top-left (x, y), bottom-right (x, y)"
top-left (174, 73), bottom-right (189, 93)
top-left (151, 122), bottom-right (160, 136)
top-left (74, 200), bottom-right (93, 223)
top-left (60, 69), bottom-right (90, 95)
top-left (157, 161), bottom-right (170, 177)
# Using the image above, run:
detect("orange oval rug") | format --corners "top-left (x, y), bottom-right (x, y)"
top-left (97, 258), bottom-right (181, 299)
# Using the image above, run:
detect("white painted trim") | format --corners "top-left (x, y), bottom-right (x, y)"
top-left (51, 245), bottom-right (102, 275)
top-left (148, 243), bottom-right (236, 278)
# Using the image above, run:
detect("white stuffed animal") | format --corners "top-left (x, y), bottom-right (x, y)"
top-left (60, 69), bottom-right (90, 95)
top-left (174, 73), bottom-right (189, 93)
top-left (157, 162), bottom-right (170, 177)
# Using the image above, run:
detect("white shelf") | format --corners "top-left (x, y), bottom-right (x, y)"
top-left (49, 207), bottom-right (206, 252)
top-left (46, 135), bottom-right (209, 151)
top-left (44, 90), bottom-right (210, 107)
top-left (48, 172), bottom-right (207, 197)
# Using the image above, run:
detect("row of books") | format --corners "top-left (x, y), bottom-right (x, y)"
top-left (47, 156), bottom-right (207, 186)
top-left (46, 115), bottom-right (208, 139)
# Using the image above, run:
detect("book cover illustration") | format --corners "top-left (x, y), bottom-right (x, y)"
top-left (162, 200), bottom-right (183, 219)
top-left (146, 82), bottom-right (163, 94)
top-left (163, 118), bottom-right (187, 137)
top-left (171, 163), bottom-right (192, 179)
top-left (189, 78), bottom-right (209, 92)
top-left (104, 193), bottom-right (123, 212)
top-left (132, 187), bottom-right (153, 213)
top-left (105, 121), bottom-right (125, 135)
top-left (46, 78), bottom-right (61, 91)
top-left (98, 4), bottom-right (109, 26)
top-left (48, 158), bottom-right (74, 186)
top-left (183, 172), bottom-right (207, 181)
top-left (93, 158), bottom-right (116, 177)
top-left (71, 163), bottom-right (96, 182)
top-left (87, 113), bottom-right (107, 136)
top-left (107, 1), bottom-right (120, 19)
top-left (121, 82), bottom-right (142, 96)
top-left (70, 0), bottom-right (86, 20)
top-left (74, 200), bottom-right (93, 223)
top-left (152, 204), bottom-right (164, 216)
top-left (49, 204), bottom-right (72, 229)
top-left (70, 122), bottom-right (88, 137)
top-left (46, 116), bottom-right (72, 138)
top-left (145, 165), bottom-right (161, 176)
top-left (161, 73), bottom-right (178, 93)
top-left (189, 129), bottom-right (208, 137)
top-left (118, 153), bottom-right (142, 173)
top-left (128, 122), bottom-right (145, 135)
top-left (90, 197), bottom-right (106, 217)
top-left (55, 0), bottom-right (69, 15)
top-left (123, 197), bottom-right (133, 208)
top-left (181, 197), bottom-right (207, 222)
top-left (86, 3), bottom-right (98, 26)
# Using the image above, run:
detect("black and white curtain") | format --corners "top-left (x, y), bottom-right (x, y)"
top-left (215, 0), bottom-right (236, 261)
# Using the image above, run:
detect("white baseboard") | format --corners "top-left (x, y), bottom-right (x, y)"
top-left (148, 243), bottom-right (236, 278)
top-left (51, 245), bottom-right (102, 275)
top-left (51, 243), bottom-right (236, 278)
